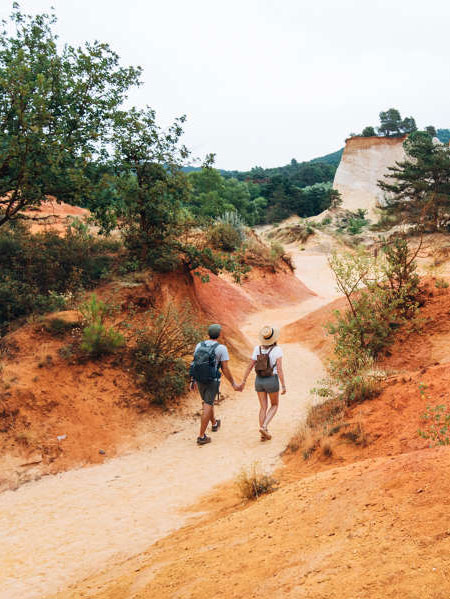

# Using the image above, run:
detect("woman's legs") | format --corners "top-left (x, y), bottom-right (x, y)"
top-left (262, 392), bottom-right (279, 429)
top-left (257, 391), bottom-right (268, 427)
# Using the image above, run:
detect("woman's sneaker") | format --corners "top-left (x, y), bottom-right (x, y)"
top-left (197, 434), bottom-right (211, 445)
top-left (211, 419), bottom-right (221, 432)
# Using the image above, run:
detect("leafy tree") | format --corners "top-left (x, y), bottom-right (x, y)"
top-left (0, 4), bottom-right (141, 227)
top-left (401, 116), bottom-right (417, 134)
top-left (378, 108), bottom-right (403, 137)
top-left (426, 126), bottom-right (437, 138)
top-left (102, 107), bottom-right (191, 268)
top-left (379, 131), bottom-right (450, 230)
top-left (378, 108), bottom-right (416, 137)
top-left (362, 126), bottom-right (376, 137)
top-left (96, 109), bottom-right (248, 281)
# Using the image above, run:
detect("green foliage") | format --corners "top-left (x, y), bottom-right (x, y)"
top-left (347, 210), bottom-right (369, 235)
top-left (379, 131), bottom-right (450, 231)
top-left (418, 383), bottom-right (450, 446)
top-left (243, 239), bottom-right (293, 272)
top-left (219, 159), bottom-right (338, 224)
top-left (79, 294), bottom-right (124, 358)
top-left (335, 209), bottom-right (369, 235)
top-left (0, 4), bottom-right (141, 226)
top-left (362, 126), bottom-right (376, 137)
top-left (209, 223), bottom-right (243, 252)
top-left (0, 222), bottom-right (115, 332)
top-left (132, 304), bottom-right (203, 406)
top-left (324, 239), bottom-right (420, 403)
top-left (187, 169), bottom-right (264, 225)
top-left (237, 462), bottom-right (277, 500)
top-left (360, 108), bottom-right (418, 139)
top-left (378, 108), bottom-right (417, 137)
top-left (435, 278), bottom-right (449, 289)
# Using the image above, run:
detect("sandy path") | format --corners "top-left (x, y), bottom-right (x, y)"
top-left (0, 250), bottom-right (337, 599)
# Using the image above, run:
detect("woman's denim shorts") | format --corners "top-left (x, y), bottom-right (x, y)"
top-left (255, 374), bottom-right (279, 393)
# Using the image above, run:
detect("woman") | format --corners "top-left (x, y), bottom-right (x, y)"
top-left (240, 325), bottom-right (286, 440)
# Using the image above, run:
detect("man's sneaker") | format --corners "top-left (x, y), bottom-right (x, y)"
top-left (197, 434), bottom-right (211, 445)
top-left (211, 419), bottom-right (221, 432)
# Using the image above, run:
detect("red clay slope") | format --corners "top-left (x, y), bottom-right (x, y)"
top-left (0, 265), bottom-right (312, 491)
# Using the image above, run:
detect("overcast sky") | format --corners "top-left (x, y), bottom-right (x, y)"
top-left (3, 0), bottom-right (450, 170)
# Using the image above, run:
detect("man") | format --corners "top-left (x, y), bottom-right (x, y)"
top-left (191, 323), bottom-right (240, 445)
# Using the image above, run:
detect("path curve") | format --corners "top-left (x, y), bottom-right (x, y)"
top-left (0, 249), bottom-right (337, 599)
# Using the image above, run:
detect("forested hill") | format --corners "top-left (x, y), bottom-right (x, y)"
top-left (181, 149), bottom-right (343, 224)
top-left (183, 127), bottom-right (450, 225)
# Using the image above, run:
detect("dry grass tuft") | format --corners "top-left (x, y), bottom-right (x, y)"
top-left (321, 440), bottom-right (334, 458)
top-left (340, 421), bottom-right (368, 446)
top-left (237, 462), bottom-right (278, 500)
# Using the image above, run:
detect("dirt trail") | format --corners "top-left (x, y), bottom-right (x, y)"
top-left (0, 247), bottom-right (338, 599)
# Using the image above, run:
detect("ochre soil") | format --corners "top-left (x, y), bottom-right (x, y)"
top-left (22, 197), bottom-right (90, 234)
top-left (0, 263), bottom-right (312, 491)
top-left (65, 279), bottom-right (450, 598)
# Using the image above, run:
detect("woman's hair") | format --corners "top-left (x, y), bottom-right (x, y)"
top-left (262, 342), bottom-right (277, 348)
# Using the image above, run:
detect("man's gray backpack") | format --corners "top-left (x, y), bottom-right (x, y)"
top-left (190, 342), bottom-right (219, 383)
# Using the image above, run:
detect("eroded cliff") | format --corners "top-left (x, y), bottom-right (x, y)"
top-left (333, 135), bottom-right (407, 220)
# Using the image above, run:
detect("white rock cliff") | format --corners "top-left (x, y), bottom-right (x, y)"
top-left (333, 136), bottom-right (407, 220)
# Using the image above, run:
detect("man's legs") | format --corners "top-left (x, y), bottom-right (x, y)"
top-left (199, 402), bottom-right (215, 437)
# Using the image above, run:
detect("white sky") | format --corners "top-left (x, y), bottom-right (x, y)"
top-left (3, 0), bottom-right (450, 170)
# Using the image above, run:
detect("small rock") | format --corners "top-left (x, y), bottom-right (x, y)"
top-left (99, 449), bottom-right (106, 455)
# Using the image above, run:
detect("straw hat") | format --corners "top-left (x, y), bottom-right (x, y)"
top-left (258, 325), bottom-right (280, 346)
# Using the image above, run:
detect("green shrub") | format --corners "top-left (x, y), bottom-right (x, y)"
top-left (132, 304), bottom-right (203, 406)
top-left (209, 223), bottom-right (243, 252)
top-left (0, 223), bottom-right (116, 332)
top-left (323, 239), bottom-right (420, 403)
top-left (216, 211), bottom-right (247, 241)
top-left (419, 404), bottom-right (450, 446)
top-left (335, 208), bottom-right (369, 235)
top-left (435, 278), bottom-right (449, 289)
top-left (79, 295), bottom-right (124, 358)
top-left (241, 239), bottom-right (293, 272)
top-left (237, 462), bottom-right (277, 500)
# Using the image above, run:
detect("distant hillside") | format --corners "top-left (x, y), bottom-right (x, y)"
top-left (182, 148), bottom-right (343, 178)
top-left (309, 148), bottom-right (343, 166)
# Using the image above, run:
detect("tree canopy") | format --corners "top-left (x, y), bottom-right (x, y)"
top-left (358, 108), bottom-right (418, 139)
top-left (378, 131), bottom-right (450, 231)
top-left (0, 4), bottom-right (141, 226)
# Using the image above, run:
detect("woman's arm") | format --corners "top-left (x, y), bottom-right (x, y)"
top-left (240, 360), bottom-right (256, 389)
top-left (276, 358), bottom-right (286, 394)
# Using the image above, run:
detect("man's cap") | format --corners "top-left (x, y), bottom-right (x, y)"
top-left (208, 324), bottom-right (222, 338)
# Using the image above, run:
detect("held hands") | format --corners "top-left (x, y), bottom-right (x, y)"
top-left (232, 381), bottom-right (245, 392)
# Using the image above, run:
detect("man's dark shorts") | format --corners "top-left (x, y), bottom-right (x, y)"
top-left (197, 379), bottom-right (220, 406)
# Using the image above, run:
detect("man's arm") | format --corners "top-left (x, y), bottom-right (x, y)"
top-left (221, 360), bottom-right (239, 390)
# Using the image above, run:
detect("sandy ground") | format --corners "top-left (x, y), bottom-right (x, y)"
top-left (0, 248), bottom-right (338, 599)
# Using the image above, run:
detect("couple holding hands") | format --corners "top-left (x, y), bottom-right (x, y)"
top-left (191, 323), bottom-right (286, 445)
